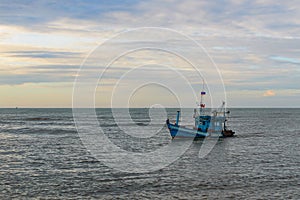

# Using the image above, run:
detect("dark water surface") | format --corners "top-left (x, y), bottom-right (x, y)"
top-left (0, 108), bottom-right (299, 199)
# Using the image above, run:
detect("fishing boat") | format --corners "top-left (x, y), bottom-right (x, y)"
top-left (166, 89), bottom-right (235, 139)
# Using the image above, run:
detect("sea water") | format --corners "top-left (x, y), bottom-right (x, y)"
top-left (0, 108), bottom-right (299, 199)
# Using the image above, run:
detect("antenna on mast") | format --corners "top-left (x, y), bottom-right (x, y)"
top-left (200, 80), bottom-right (206, 114)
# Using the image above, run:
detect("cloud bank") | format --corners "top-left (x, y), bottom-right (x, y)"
top-left (0, 0), bottom-right (299, 107)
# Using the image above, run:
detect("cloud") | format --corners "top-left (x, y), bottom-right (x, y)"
top-left (0, 0), bottom-right (299, 38)
top-left (28, 64), bottom-right (79, 70)
top-left (270, 56), bottom-right (300, 65)
top-left (263, 90), bottom-right (276, 97)
top-left (5, 50), bottom-right (82, 58)
top-left (0, 0), bottom-right (299, 107)
top-left (0, 72), bottom-right (76, 85)
top-left (0, 0), bottom-right (139, 26)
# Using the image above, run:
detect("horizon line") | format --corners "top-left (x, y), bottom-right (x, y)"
top-left (1, 106), bottom-right (300, 109)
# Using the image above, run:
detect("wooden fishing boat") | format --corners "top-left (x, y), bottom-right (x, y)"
top-left (166, 90), bottom-right (235, 139)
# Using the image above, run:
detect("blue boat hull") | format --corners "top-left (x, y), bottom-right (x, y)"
top-left (168, 124), bottom-right (207, 138)
top-left (167, 123), bottom-right (218, 138)
top-left (166, 122), bottom-right (234, 139)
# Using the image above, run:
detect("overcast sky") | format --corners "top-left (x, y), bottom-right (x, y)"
top-left (0, 0), bottom-right (299, 107)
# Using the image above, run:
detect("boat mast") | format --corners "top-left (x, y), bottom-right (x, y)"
top-left (199, 81), bottom-right (206, 115)
top-left (220, 101), bottom-right (226, 130)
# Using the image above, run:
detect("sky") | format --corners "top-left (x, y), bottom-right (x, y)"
top-left (0, 0), bottom-right (299, 108)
